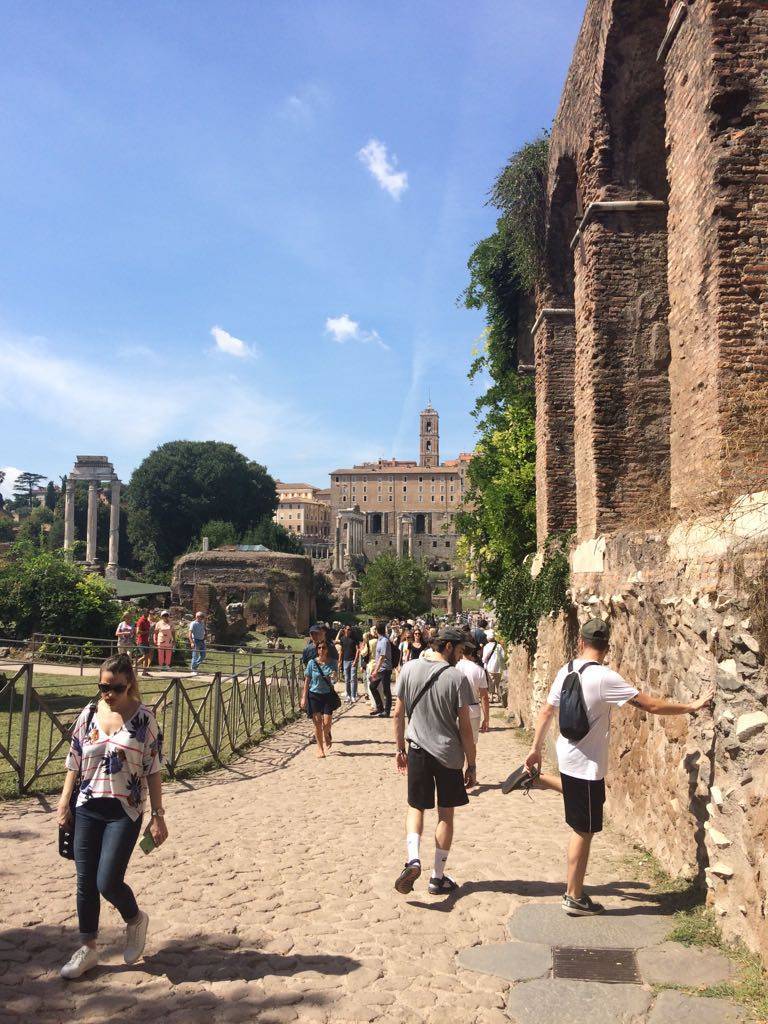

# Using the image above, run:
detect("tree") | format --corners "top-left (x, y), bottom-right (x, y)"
top-left (313, 570), bottom-right (336, 622)
top-left (198, 519), bottom-right (239, 549)
top-left (13, 472), bottom-right (46, 508)
top-left (126, 441), bottom-right (278, 574)
top-left (360, 554), bottom-right (430, 619)
top-left (0, 548), bottom-right (121, 639)
top-left (0, 470), bottom-right (5, 511)
top-left (240, 519), bottom-right (304, 555)
top-left (44, 481), bottom-right (58, 510)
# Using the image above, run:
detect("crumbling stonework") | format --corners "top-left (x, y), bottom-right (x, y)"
top-left (519, 0), bottom-right (768, 961)
top-left (171, 547), bottom-right (313, 637)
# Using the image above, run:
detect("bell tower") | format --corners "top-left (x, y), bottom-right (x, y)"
top-left (419, 404), bottom-right (439, 468)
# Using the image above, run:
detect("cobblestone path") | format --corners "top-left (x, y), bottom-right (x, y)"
top-left (0, 702), bottom-right (660, 1023)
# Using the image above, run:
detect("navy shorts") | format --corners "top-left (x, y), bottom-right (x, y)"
top-left (407, 744), bottom-right (468, 810)
top-left (307, 691), bottom-right (335, 717)
top-left (561, 772), bottom-right (606, 834)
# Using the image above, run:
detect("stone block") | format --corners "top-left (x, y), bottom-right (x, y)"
top-left (647, 990), bottom-right (746, 1023)
top-left (507, 904), bottom-right (669, 949)
top-left (456, 941), bottom-right (551, 983)
top-left (506, 979), bottom-right (651, 1024)
top-left (636, 942), bottom-right (736, 986)
top-left (735, 712), bottom-right (768, 742)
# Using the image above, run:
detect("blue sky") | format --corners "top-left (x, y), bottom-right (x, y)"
top-left (0, 0), bottom-right (584, 497)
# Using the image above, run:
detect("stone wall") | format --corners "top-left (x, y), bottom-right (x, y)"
top-left (172, 548), bottom-right (313, 637)
top-left (507, 525), bottom-right (768, 961)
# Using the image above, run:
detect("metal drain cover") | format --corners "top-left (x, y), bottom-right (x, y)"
top-left (552, 946), bottom-right (640, 984)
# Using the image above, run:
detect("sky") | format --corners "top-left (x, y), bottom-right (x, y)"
top-left (0, 0), bottom-right (585, 498)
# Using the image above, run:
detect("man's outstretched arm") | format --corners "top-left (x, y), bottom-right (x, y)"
top-left (628, 688), bottom-right (715, 716)
top-left (525, 702), bottom-right (557, 772)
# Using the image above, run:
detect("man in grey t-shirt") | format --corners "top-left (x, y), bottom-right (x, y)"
top-left (393, 626), bottom-right (477, 897)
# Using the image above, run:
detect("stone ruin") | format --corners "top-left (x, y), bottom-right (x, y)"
top-left (171, 546), bottom-right (314, 639)
top-left (508, 1), bottom-right (768, 960)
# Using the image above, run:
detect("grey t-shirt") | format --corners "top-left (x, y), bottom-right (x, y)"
top-left (398, 658), bottom-right (475, 770)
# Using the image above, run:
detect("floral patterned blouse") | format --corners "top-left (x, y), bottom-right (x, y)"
top-left (66, 702), bottom-right (163, 821)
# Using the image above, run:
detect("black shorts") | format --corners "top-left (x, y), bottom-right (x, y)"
top-left (407, 744), bottom-right (468, 810)
top-left (561, 772), bottom-right (606, 834)
top-left (307, 692), bottom-right (335, 717)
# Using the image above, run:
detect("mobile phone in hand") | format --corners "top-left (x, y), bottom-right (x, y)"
top-left (139, 831), bottom-right (156, 855)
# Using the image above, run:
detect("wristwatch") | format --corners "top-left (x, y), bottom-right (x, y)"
top-left (397, 748), bottom-right (406, 755)
top-left (151, 808), bottom-right (165, 818)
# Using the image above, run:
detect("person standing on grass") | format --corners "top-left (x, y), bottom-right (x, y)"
top-left (482, 629), bottom-right (506, 703)
top-left (393, 626), bottom-right (476, 896)
top-left (115, 612), bottom-right (134, 659)
top-left (300, 640), bottom-right (338, 757)
top-left (153, 611), bottom-right (174, 671)
top-left (188, 611), bottom-right (207, 675)
top-left (369, 621), bottom-right (394, 718)
top-left (336, 624), bottom-right (361, 704)
top-left (57, 654), bottom-right (167, 979)
top-left (135, 609), bottom-right (152, 677)
top-left (501, 616), bottom-right (715, 916)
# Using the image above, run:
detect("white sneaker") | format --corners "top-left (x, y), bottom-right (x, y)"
top-left (61, 945), bottom-right (99, 979)
top-left (124, 910), bottom-right (149, 964)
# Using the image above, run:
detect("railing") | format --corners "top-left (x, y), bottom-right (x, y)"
top-left (0, 632), bottom-right (297, 677)
top-left (0, 655), bottom-right (302, 799)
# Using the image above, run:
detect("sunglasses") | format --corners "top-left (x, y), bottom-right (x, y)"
top-left (99, 682), bottom-right (128, 694)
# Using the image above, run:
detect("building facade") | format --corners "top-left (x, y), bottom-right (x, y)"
top-left (329, 406), bottom-right (471, 567)
top-left (274, 482), bottom-right (332, 560)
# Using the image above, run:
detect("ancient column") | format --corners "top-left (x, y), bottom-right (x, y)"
top-left (63, 478), bottom-right (76, 553)
top-left (86, 480), bottom-right (99, 564)
top-left (106, 478), bottom-right (121, 576)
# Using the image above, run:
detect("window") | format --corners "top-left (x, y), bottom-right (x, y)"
top-left (433, 541), bottom-right (437, 548)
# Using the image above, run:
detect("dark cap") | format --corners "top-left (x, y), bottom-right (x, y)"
top-left (436, 625), bottom-right (468, 645)
top-left (581, 617), bottom-right (610, 643)
top-left (309, 623), bottom-right (326, 634)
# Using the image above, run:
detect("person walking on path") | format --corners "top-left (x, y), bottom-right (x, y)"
top-left (300, 640), bottom-right (338, 758)
top-left (502, 616), bottom-right (715, 917)
top-left (115, 612), bottom-right (134, 659)
top-left (188, 612), bottom-right (207, 675)
top-left (369, 621), bottom-right (394, 718)
top-left (302, 623), bottom-right (338, 669)
top-left (336, 624), bottom-right (361, 704)
top-left (153, 611), bottom-right (174, 671)
top-left (135, 610), bottom-right (152, 677)
top-left (482, 630), bottom-right (506, 703)
top-left (56, 654), bottom-right (168, 979)
top-left (393, 625), bottom-right (477, 896)
top-left (458, 642), bottom-right (489, 744)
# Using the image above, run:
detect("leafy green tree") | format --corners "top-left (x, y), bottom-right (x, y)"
top-left (198, 519), bottom-right (239, 548)
top-left (360, 554), bottom-right (430, 619)
top-left (127, 441), bottom-right (277, 574)
top-left (15, 505), bottom-right (54, 549)
top-left (0, 549), bottom-right (121, 639)
top-left (240, 519), bottom-right (304, 555)
top-left (12, 472), bottom-right (46, 508)
top-left (44, 481), bottom-right (58, 510)
top-left (457, 134), bottom-right (569, 651)
top-left (313, 570), bottom-right (336, 622)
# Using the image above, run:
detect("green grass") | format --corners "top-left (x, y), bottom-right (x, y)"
top-left (624, 846), bottom-right (768, 1021)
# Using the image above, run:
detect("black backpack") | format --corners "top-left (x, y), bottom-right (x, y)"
top-left (558, 660), bottom-right (599, 741)
top-left (390, 639), bottom-right (401, 670)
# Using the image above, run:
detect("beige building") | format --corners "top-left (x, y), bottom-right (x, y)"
top-left (274, 482), bottom-right (332, 560)
top-left (329, 405), bottom-right (471, 567)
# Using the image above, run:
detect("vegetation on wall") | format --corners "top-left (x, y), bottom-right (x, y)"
top-left (457, 134), bottom-right (570, 652)
top-left (195, 518), bottom-right (304, 556)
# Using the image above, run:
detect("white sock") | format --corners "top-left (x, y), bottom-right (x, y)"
top-left (406, 833), bottom-right (420, 864)
top-left (433, 848), bottom-right (449, 879)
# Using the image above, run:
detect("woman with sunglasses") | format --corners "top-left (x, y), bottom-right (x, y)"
top-left (300, 641), bottom-right (337, 758)
top-left (56, 654), bottom-right (167, 978)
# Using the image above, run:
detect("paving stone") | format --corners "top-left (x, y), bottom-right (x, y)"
top-left (457, 941), bottom-right (552, 982)
top-left (647, 990), bottom-right (747, 1023)
top-left (508, 902), bottom-right (670, 949)
top-left (506, 978), bottom-right (652, 1024)
top-left (637, 942), bottom-right (736, 987)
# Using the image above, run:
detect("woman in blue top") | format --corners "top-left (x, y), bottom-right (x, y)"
top-left (300, 641), bottom-right (337, 758)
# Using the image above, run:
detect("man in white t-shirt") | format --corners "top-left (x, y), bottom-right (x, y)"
top-left (501, 617), bottom-right (714, 917)
top-left (458, 644), bottom-right (489, 744)
top-left (481, 630), bottom-right (506, 702)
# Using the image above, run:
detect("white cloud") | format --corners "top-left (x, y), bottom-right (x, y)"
top-left (0, 466), bottom-right (23, 499)
top-left (325, 314), bottom-right (389, 351)
top-left (211, 325), bottom-right (256, 359)
top-left (357, 138), bottom-right (408, 200)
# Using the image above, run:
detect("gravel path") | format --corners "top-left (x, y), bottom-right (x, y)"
top-left (0, 700), bottom-right (656, 1023)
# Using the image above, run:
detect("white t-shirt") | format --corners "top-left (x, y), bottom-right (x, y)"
top-left (482, 640), bottom-right (506, 674)
top-left (547, 659), bottom-right (638, 781)
top-left (459, 659), bottom-right (487, 720)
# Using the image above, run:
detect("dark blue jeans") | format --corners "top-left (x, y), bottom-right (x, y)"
top-left (74, 798), bottom-right (142, 940)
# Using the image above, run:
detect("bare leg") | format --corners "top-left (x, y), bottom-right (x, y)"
top-left (566, 830), bottom-right (593, 899)
top-left (323, 713), bottom-right (333, 750)
top-left (312, 714), bottom-right (325, 757)
top-left (406, 806), bottom-right (424, 841)
top-left (435, 806), bottom-right (454, 853)
top-left (533, 773), bottom-right (563, 794)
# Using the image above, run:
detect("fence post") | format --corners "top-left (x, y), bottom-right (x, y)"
top-left (79, 644), bottom-right (84, 677)
top-left (29, 634), bottom-right (37, 665)
top-left (17, 664), bottom-right (34, 795)
top-left (257, 665), bottom-right (266, 732)
top-left (232, 649), bottom-right (236, 675)
top-left (167, 679), bottom-right (180, 777)
top-left (211, 673), bottom-right (222, 758)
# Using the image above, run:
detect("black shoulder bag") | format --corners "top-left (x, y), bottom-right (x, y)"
top-left (558, 661), bottom-right (599, 741)
top-left (406, 664), bottom-right (451, 720)
top-left (310, 659), bottom-right (341, 713)
top-left (59, 702), bottom-right (97, 860)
